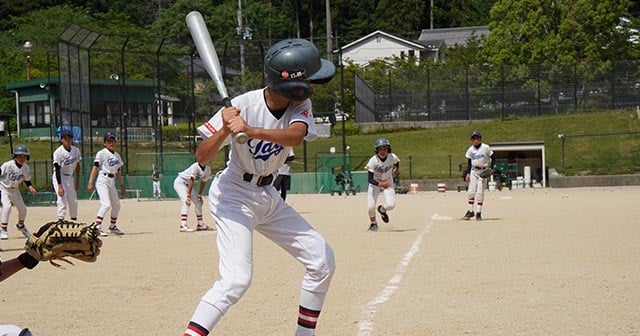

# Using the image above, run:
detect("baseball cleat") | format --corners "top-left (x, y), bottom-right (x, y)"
top-left (16, 224), bottom-right (31, 238)
top-left (476, 212), bottom-right (482, 221)
top-left (109, 225), bottom-right (125, 235)
top-left (368, 223), bottom-right (378, 232)
top-left (463, 210), bottom-right (474, 220)
top-left (180, 225), bottom-right (195, 232)
top-left (377, 205), bottom-right (389, 223)
top-left (96, 226), bottom-right (108, 237)
top-left (196, 224), bottom-right (214, 231)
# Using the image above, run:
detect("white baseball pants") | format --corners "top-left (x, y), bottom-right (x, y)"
top-left (173, 179), bottom-right (204, 219)
top-left (0, 188), bottom-right (27, 224)
top-left (53, 174), bottom-right (78, 219)
top-left (367, 184), bottom-right (396, 218)
top-left (95, 175), bottom-right (120, 219)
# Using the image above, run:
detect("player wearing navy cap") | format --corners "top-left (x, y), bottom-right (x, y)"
top-left (52, 128), bottom-right (82, 222)
top-left (184, 39), bottom-right (336, 336)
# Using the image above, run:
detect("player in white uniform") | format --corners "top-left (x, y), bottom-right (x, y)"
top-left (365, 138), bottom-right (400, 232)
top-left (0, 145), bottom-right (36, 240)
top-left (273, 148), bottom-right (295, 200)
top-left (173, 161), bottom-right (213, 232)
top-left (463, 130), bottom-right (494, 221)
top-left (52, 128), bottom-right (82, 221)
top-left (183, 39), bottom-right (336, 336)
top-left (87, 131), bottom-right (126, 236)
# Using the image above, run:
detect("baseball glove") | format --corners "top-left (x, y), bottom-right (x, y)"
top-left (24, 220), bottom-right (103, 269)
top-left (479, 169), bottom-right (492, 179)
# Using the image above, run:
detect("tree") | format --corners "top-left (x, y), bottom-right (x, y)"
top-left (482, 0), bottom-right (633, 65)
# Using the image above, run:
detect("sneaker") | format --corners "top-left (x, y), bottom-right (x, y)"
top-left (463, 210), bottom-right (474, 220)
top-left (109, 225), bottom-right (125, 235)
top-left (377, 205), bottom-right (389, 223)
top-left (96, 225), bottom-right (108, 237)
top-left (0, 229), bottom-right (7, 240)
top-left (368, 223), bottom-right (378, 232)
top-left (16, 224), bottom-right (31, 238)
top-left (180, 225), bottom-right (195, 232)
top-left (196, 223), bottom-right (213, 231)
top-left (476, 212), bottom-right (482, 221)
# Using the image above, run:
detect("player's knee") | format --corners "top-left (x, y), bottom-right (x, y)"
top-left (307, 243), bottom-right (336, 284)
top-left (385, 201), bottom-right (396, 211)
top-left (226, 273), bottom-right (253, 303)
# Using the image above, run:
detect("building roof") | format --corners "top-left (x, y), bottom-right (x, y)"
top-left (417, 26), bottom-right (489, 48)
top-left (339, 30), bottom-right (425, 54)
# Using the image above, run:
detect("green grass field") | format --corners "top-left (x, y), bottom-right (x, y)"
top-left (1, 109), bottom-right (638, 190)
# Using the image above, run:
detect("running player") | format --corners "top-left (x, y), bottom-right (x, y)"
top-left (463, 130), bottom-right (495, 221)
top-left (183, 39), bottom-right (336, 336)
top-left (0, 145), bottom-right (36, 240)
top-left (87, 131), bottom-right (126, 236)
top-left (52, 128), bottom-right (82, 221)
top-left (365, 138), bottom-right (400, 232)
top-left (173, 161), bottom-right (213, 232)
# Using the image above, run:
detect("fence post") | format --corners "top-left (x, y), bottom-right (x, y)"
top-left (466, 65), bottom-right (470, 120)
top-left (448, 155), bottom-right (452, 178)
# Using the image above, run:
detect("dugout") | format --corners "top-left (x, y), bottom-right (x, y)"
top-left (490, 141), bottom-right (546, 188)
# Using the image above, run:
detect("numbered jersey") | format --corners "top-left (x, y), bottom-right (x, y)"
top-left (94, 148), bottom-right (123, 175)
top-left (465, 143), bottom-right (493, 168)
top-left (366, 153), bottom-right (400, 183)
top-left (197, 88), bottom-right (317, 176)
top-left (0, 159), bottom-right (31, 189)
top-left (52, 145), bottom-right (82, 175)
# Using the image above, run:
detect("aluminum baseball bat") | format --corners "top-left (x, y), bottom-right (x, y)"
top-left (186, 11), bottom-right (247, 144)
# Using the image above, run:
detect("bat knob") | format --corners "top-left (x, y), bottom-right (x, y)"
top-left (235, 132), bottom-right (248, 144)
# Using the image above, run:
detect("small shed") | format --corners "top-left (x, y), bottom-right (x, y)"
top-left (490, 141), bottom-right (546, 188)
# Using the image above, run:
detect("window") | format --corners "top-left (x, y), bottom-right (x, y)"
top-left (20, 102), bottom-right (50, 128)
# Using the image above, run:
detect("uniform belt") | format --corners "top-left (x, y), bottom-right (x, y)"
top-left (473, 166), bottom-right (487, 170)
top-left (63, 173), bottom-right (72, 176)
top-left (102, 173), bottom-right (115, 178)
top-left (243, 172), bottom-right (273, 186)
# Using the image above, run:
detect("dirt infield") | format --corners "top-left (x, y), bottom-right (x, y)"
top-left (1, 187), bottom-right (639, 336)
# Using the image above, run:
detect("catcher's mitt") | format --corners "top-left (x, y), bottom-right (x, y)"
top-left (24, 220), bottom-right (103, 269)
top-left (479, 169), bottom-right (492, 179)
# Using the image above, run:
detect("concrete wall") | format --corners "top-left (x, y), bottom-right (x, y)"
top-left (549, 174), bottom-right (640, 188)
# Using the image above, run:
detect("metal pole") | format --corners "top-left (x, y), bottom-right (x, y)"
top-left (338, 34), bottom-right (346, 153)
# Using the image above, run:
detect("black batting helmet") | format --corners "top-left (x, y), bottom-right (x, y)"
top-left (264, 39), bottom-right (336, 101)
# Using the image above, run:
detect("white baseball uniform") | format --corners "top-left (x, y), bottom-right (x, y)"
top-left (465, 143), bottom-right (494, 205)
top-left (52, 144), bottom-right (81, 220)
top-left (366, 153), bottom-right (400, 221)
top-left (173, 162), bottom-right (212, 228)
top-left (189, 88), bottom-right (335, 334)
top-left (0, 160), bottom-right (32, 226)
top-left (93, 148), bottom-right (123, 224)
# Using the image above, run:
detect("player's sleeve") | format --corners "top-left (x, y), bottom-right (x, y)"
top-left (23, 165), bottom-right (31, 182)
top-left (290, 100), bottom-right (317, 141)
top-left (365, 156), bottom-right (377, 173)
top-left (464, 147), bottom-right (472, 159)
top-left (197, 107), bottom-right (231, 145)
top-left (393, 153), bottom-right (400, 164)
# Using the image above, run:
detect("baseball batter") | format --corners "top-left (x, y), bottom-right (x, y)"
top-left (0, 145), bottom-right (36, 240)
top-left (183, 39), bottom-right (335, 336)
top-left (173, 161), bottom-right (213, 232)
top-left (87, 131), bottom-right (126, 236)
top-left (52, 129), bottom-right (82, 221)
top-left (365, 138), bottom-right (400, 232)
top-left (463, 130), bottom-right (494, 221)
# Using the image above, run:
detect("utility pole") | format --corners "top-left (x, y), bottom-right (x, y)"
top-left (237, 0), bottom-right (245, 77)
top-left (325, 0), bottom-right (332, 61)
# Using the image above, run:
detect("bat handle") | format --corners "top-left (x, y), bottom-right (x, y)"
top-left (222, 97), bottom-right (248, 144)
